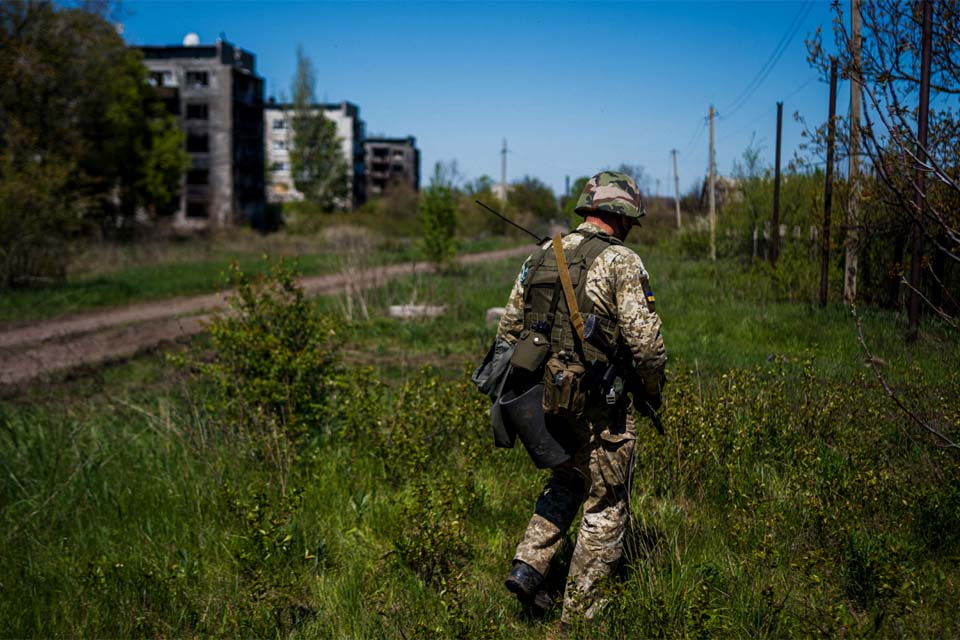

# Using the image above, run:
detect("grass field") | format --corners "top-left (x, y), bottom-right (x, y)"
top-left (0, 226), bottom-right (522, 326)
top-left (1, 242), bottom-right (958, 637)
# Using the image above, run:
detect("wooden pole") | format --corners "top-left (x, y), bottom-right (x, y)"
top-left (771, 101), bottom-right (783, 265)
top-left (709, 106), bottom-right (716, 261)
top-left (908, 0), bottom-right (933, 341)
top-left (500, 138), bottom-right (508, 201)
top-left (672, 148), bottom-right (682, 229)
top-left (820, 60), bottom-right (838, 308)
top-left (844, 0), bottom-right (862, 301)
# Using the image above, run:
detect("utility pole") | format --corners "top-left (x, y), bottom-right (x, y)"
top-left (771, 101), bottom-right (783, 265)
top-left (821, 59), bottom-right (838, 308)
top-left (655, 178), bottom-right (661, 197)
top-left (709, 105), bottom-right (716, 261)
top-left (565, 175), bottom-right (570, 199)
top-left (908, 0), bottom-right (933, 342)
top-left (844, 0), bottom-right (862, 302)
top-left (672, 148), bottom-right (681, 229)
top-left (500, 138), bottom-right (508, 197)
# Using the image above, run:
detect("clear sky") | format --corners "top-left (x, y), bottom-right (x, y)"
top-left (119, 0), bottom-right (845, 196)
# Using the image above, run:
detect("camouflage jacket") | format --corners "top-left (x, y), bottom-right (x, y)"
top-left (496, 221), bottom-right (667, 380)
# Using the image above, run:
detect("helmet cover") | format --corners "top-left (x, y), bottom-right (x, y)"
top-left (574, 171), bottom-right (645, 218)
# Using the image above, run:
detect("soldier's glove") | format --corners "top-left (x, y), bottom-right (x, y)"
top-left (633, 369), bottom-right (665, 413)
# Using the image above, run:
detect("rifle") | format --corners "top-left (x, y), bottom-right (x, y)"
top-left (582, 314), bottom-right (665, 435)
top-left (475, 200), bottom-right (547, 245)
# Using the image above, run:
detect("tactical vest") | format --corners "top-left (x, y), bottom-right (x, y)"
top-left (521, 230), bottom-right (620, 365)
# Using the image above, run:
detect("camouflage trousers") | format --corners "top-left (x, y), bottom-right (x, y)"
top-left (513, 404), bottom-right (637, 624)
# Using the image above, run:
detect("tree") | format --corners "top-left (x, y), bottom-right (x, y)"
top-left (807, 1), bottom-right (959, 448)
top-left (0, 1), bottom-right (187, 284)
top-left (465, 175), bottom-right (494, 196)
top-left (289, 46), bottom-right (348, 211)
top-left (419, 162), bottom-right (458, 266)
top-left (562, 176), bottom-right (590, 227)
top-left (510, 176), bottom-right (558, 222)
top-left (807, 0), bottom-right (959, 319)
top-left (138, 102), bottom-right (188, 218)
top-left (611, 163), bottom-right (651, 194)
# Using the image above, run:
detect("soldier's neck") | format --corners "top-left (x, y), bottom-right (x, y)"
top-left (584, 215), bottom-right (629, 241)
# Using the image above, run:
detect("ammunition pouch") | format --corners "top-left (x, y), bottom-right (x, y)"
top-left (497, 381), bottom-right (572, 469)
top-left (542, 355), bottom-right (588, 418)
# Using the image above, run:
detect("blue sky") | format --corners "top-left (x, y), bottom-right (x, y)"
top-left (120, 1), bottom-right (845, 196)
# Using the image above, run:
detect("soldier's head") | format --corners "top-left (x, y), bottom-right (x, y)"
top-left (574, 171), bottom-right (645, 240)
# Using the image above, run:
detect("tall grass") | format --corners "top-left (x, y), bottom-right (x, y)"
top-left (1, 247), bottom-right (957, 637)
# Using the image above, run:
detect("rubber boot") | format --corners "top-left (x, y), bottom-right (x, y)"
top-left (504, 560), bottom-right (544, 600)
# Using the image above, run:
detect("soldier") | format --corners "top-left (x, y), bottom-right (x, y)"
top-left (496, 171), bottom-right (667, 628)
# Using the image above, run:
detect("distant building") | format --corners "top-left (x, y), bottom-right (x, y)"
top-left (364, 137), bottom-right (420, 197)
top-left (139, 37), bottom-right (266, 229)
top-left (264, 100), bottom-right (366, 208)
top-left (491, 183), bottom-right (510, 202)
top-left (699, 176), bottom-right (742, 211)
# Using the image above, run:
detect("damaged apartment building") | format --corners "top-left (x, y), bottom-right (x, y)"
top-left (264, 100), bottom-right (366, 209)
top-left (138, 35), bottom-right (419, 225)
top-left (364, 137), bottom-right (420, 197)
top-left (264, 104), bottom-right (421, 209)
top-left (139, 36), bottom-right (266, 229)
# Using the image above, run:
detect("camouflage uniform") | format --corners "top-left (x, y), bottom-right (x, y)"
top-left (497, 173), bottom-right (666, 624)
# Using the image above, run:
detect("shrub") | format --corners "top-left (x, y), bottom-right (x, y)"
top-left (419, 181), bottom-right (458, 266)
top-left (0, 149), bottom-right (85, 288)
top-left (181, 258), bottom-right (340, 463)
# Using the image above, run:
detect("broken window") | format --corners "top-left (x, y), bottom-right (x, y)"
top-left (272, 119), bottom-right (286, 130)
top-left (186, 201), bottom-right (209, 218)
top-left (186, 133), bottom-right (209, 152)
top-left (186, 169), bottom-right (209, 185)
top-left (272, 140), bottom-right (287, 151)
top-left (186, 103), bottom-right (209, 120)
top-left (185, 71), bottom-right (209, 88)
top-left (149, 70), bottom-right (173, 87)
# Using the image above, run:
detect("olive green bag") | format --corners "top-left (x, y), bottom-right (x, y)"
top-left (509, 329), bottom-right (550, 373)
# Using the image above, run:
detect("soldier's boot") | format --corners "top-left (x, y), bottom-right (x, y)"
top-left (505, 560), bottom-right (544, 601)
top-left (531, 589), bottom-right (553, 616)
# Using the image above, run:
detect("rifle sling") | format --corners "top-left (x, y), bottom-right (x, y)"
top-left (551, 232), bottom-right (585, 343)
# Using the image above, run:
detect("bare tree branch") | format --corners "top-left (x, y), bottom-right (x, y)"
top-left (851, 303), bottom-right (959, 450)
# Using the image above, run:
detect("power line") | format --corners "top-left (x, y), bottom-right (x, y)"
top-left (717, 75), bottom-right (819, 144)
top-left (719, 0), bottom-right (815, 120)
top-left (680, 116), bottom-right (707, 158)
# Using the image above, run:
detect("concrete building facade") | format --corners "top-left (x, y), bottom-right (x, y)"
top-left (363, 137), bottom-right (420, 197)
top-left (140, 39), bottom-right (265, 229)
top-left (264, 101), bottom-right (366, 208)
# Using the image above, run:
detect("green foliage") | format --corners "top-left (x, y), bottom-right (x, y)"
top-left (138, 102), bottom-right (189, 218)
top-left (0, 142), bottom-right (84, 287)
top-left (419, 163), bottom-right (459, 265)
top-left (182, 259), bottom-right (341, 452)
top-left (2, 246), bottom-right (959, 638)
top-left (289, 46), bottom-right (348, 211)
top-left (351, 181), bottom-right (421, 239)
top-left (0, 2), bottom-right (187, 284)
top-left (563, 175), bottom-right (590, 228)
top-left (510, 175), bottom-right (558, 222)
top-left (0, 3), bottom-right (187, 231)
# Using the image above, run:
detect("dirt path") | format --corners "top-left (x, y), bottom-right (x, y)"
top-left (0, 245), bottom-right (531, 387)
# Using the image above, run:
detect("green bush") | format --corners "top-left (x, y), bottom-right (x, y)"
top-left (420, 180), bottom-right (458, 266)
top-left (0, 149), bottom-right (84, 288)
top-left (180, 258), bottom-right (341, 451)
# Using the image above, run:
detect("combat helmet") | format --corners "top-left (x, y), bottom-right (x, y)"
top-left (574, 171), bottom-right (646, 219)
